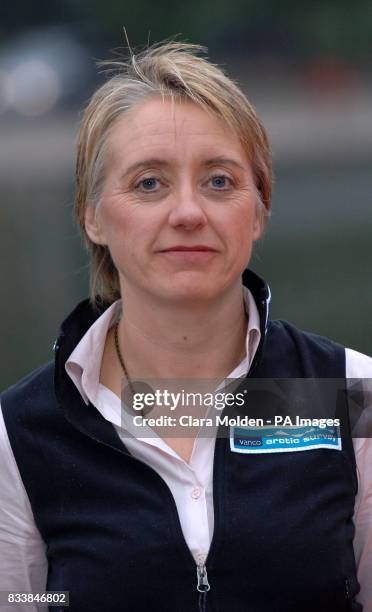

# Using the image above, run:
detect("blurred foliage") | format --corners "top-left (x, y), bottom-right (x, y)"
top-left (1, 0), bottom-right (372, 60)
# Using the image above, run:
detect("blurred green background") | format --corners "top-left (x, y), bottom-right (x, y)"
top-left (1, 1), bottom-right (371, 389)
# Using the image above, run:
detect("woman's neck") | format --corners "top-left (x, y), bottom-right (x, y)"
top-left (115, 284), bottom-right (248, 381)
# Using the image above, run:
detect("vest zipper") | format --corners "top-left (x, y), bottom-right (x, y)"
top-left (197, 563), bottom-right (210, 612)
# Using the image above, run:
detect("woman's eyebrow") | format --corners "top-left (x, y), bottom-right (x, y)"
top-left (203, 156), bottom-right (246, 171)
top-left (120, 158), bottom-right (171, 180)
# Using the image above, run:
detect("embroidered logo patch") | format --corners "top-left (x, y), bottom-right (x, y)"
top-left (230, 424), bottom-right (342, 454)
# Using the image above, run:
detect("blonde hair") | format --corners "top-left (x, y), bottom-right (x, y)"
top-left (74, 41), bottom-right (273, 307)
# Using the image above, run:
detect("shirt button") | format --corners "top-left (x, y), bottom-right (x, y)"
top-left (191, 486), bottom-right (202, 499)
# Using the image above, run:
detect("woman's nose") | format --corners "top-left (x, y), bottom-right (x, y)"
top-left (167, 187), bottom-right (208, 231)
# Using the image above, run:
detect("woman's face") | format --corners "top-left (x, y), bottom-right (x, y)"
top-left (85, 97), bottom-right (263, 305)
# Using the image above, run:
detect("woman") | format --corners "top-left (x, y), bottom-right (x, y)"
top-left (1, 42), bottom-right (371, 612)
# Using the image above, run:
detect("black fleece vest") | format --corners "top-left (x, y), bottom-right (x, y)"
top-left (1, 271), bottom-right (361, 612)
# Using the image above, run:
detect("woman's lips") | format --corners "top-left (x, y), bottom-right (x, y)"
top-left (158, 246), bottom-right (218, 262)
top-left (160, 246), bottom-right (217, 252)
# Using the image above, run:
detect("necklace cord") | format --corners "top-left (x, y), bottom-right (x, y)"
top-left (113, 321), bottom-right (142, 418)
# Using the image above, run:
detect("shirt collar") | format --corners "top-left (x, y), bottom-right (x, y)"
top-left (65, 301), bottom-right (122, 406)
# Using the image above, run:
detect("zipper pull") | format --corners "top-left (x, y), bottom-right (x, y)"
top-left (196, 564), bottom-right (210, 593)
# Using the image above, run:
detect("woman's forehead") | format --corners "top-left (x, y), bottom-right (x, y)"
top-left (106, 97), bottom-right (249, 168)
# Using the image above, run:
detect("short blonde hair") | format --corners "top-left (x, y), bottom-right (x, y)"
top-left (75, 41), bottom-right (273, 307)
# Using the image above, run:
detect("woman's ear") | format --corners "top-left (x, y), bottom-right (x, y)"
top-left (252, 213), bottom-right (263, 241)
top-left (252, 191), bottom-right (268, 241)
top-left (84, 204), bottom-right (107, 246)
top-left (252, 205), bottom-right (265, 242)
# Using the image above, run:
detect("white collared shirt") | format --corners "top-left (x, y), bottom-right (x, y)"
top-left (1, 288), bottom-right (372, 610)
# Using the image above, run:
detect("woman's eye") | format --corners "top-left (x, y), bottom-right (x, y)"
top-left (135, 177), bottom-right (160, 191)
top-left (209, 175), bottom-right (232, 189)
